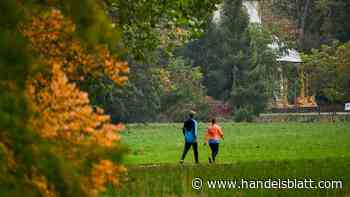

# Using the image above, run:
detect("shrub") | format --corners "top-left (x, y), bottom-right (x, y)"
top-left (234, 108), bottom-right (255, 122)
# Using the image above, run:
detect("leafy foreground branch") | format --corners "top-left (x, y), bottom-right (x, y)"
top-left (1, 1), bottom-right (128, 196)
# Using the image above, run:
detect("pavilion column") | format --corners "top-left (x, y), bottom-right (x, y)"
top-left (299, 66), bottom-right (305, 98)
top-left (282, 69), bottom-right (288, 106)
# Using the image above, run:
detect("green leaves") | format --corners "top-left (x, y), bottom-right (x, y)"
top-left (107, 0), bottom-right (222, 62)
top-left (181, 0), bottom-right (278, 115)
top-left (270, 0), bottom-right (350, 49)
top-left (302, 41), bottom-right (350, 102)
top-left (159, 57), bottom-right (209, 121)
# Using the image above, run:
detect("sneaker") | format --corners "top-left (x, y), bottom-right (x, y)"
top-left (179, 160), bottom-right (184, 164)
top-left (208, 157), bottom-right (212, 164)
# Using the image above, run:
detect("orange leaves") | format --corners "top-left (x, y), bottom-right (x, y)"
top-left (23, 9), bottom-right (128, 84)
top-left (26, 61), bottom-right (126, 197)
top-left (23, 9), bottom-right (75, 55)
top-left (28, 62), bottom-right (123, 147)
top-left (90, 160), bottom-right (127, 194)
top-left (23, 8), bottom-right (128, 196)
top-left (99, 47), bottom-right (129, 85)
top-left (23, 9), bottom-right (128, 146)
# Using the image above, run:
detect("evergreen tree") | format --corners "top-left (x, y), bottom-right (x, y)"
top-left (181, 0), bottom-right (278, 117)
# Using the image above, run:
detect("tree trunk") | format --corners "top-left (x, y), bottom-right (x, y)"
top-left (299, 0), bottom-right (311, 48)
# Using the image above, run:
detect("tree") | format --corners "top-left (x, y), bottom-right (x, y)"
top-left (158, 57), bottom-right (210, 121)
top-left (232, 24), bottom-right (278, 115)
top-left (302, 41), bottom-right (350, 104)
top-left (205, 0), bottom-right (251, 100)
top-left (268, 0), bottom-right (350, 50)
top-left (180, 0), bottom-right (279, 116)
top-left (79, 0), bottom-right (222, 123)
top-left (81, 65), bottom-right (164, 123)
top-left (316, 0), bottom-right (350, 43)
top-left (105, 0), bottom-right (223, 62)
top-left (1, 1), bottom-right (128, 196)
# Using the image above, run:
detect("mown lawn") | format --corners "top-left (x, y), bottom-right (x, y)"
top-left (121, 122), bottom-right (350, 164)
top-left (105, 122), bottom-right (350, 197)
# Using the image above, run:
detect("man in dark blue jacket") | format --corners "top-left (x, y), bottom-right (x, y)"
top-left (180, 111), bottom-right (199, 164)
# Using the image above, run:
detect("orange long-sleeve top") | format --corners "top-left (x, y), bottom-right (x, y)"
top-left (205, 123), bottom-right (224, 143)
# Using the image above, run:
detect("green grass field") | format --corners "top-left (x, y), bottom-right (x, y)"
top-left (105, 122), bottom-right (350, 197)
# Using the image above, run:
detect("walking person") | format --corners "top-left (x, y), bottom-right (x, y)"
top-left (204, 118), bottom-right (224, 163)
top-left (180, 111), bottom-right (199, 164)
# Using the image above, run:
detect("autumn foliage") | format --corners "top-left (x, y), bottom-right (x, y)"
top-left (9, 8), bottom-right (128, 197)
top-left (27, 62), bottom-right (123, 147)
top-left (23, 9), bottom-right (129, 85)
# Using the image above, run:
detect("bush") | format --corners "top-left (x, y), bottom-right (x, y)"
top-left (233, 108), bottom-right (255, 122)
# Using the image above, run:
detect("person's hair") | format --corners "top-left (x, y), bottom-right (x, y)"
top-left (211, 118), bottom-right (216, 124)
top-left (189, 111), bottom-right (195, 118)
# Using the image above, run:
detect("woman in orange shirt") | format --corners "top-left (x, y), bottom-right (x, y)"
top-left (204, 118), bottom-right (224, 163)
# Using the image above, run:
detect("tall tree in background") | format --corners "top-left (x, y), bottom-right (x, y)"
top-left (84, 0), bottom-right (222, 122)
top-left (105, 0), bottom-right (222, 62)
top-left (270, 0), bottom-right (350, 50)
top-left (316, 0), bottom-right (350, 43)
top-left (206, 0), bottom-right (251, 100)
top-left (302, 41), bottom-right (350, 104)
top-left (182, 0), bottom-right (277, 116)
top-left (157, 57), bottom-right (210, 121)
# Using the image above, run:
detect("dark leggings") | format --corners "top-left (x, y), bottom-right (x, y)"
top-left (209, 143), bottom-right (219, 162)
top-left (181, 142), bottom-right (199, 163)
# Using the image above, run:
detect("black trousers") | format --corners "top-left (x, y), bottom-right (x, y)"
top-left (181, 142), bottom-right (199, 163)
top-left (209, 143), bottom-right (219, 162)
